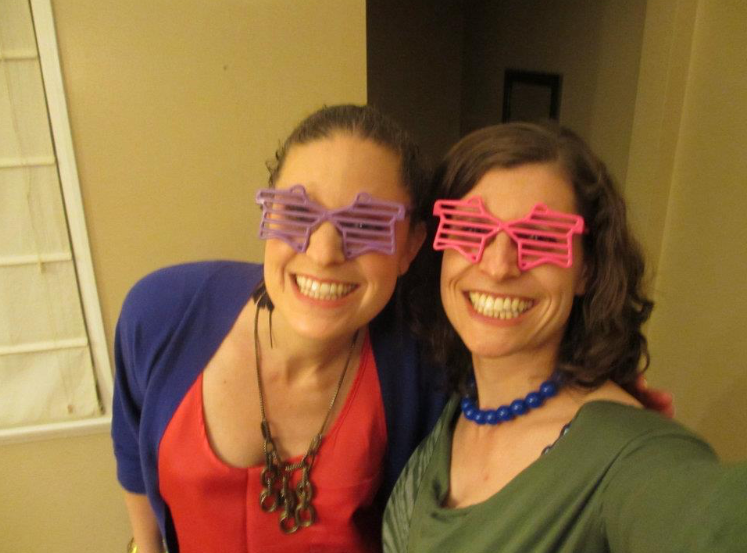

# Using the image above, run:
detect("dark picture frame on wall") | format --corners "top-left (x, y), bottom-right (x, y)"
top-left (502, 69), bottom-right (562, 123)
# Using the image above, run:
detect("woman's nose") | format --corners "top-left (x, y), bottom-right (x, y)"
top-left (304, 221), bottom-right (346, 265)
top-left (478, 232), bottom-right (521, 280)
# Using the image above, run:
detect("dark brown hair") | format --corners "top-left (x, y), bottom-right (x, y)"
top-left (415, 121), bottom-right (653, 394)
top-left (266, 104), bottom-right (431, 226)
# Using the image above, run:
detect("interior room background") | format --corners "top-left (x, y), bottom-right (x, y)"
top-left (2, 1), bottom-right (745, 551)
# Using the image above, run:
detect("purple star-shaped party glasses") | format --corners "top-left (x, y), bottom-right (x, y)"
top-left (433, 196), bottom-right (585, 270)
top-left (256, 184), bottom-right (407, 259)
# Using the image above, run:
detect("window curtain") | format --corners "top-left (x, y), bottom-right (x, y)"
top-left (0, 0), bottom-right (101, 429)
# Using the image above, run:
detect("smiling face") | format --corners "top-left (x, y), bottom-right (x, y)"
top-left (439, 162), bottom-right (586, 364)
top-left (263, 133), bottom-right (424, 342)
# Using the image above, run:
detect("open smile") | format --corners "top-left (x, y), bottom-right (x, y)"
top-left (467, 291), bottom-right (534, 320)
top-left (294, 274), bottom-right (358, 301)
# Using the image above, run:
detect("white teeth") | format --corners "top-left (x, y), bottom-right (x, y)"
top-left (295, 275), bottom-right (355, 300)
top-left (468, 292), bottom-right (534, 319)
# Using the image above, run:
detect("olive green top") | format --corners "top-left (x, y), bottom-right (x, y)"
top-left (383, 398), bottom-right (747, 552)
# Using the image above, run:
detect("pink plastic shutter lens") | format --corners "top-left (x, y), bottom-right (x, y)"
top-left (256, 184), bottom-right (407, 259)
top-left (432, 196), bottom-right (585, 270)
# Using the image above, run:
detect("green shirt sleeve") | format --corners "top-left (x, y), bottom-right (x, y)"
top-left (602, 426), bottom-right (747, 552)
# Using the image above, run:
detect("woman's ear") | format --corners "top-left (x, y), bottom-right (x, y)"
top-left (399, 222), bottom-right (427, 276)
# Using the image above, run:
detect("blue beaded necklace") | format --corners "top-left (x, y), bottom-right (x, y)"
top-left (461, 378), bottom-right (559, 425)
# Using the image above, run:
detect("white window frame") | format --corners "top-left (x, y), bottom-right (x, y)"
top-left (0, 0), bottom-right (113, 444)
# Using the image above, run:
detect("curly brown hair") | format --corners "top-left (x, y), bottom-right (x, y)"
top-left (411, 122), bottom-right (654, 395)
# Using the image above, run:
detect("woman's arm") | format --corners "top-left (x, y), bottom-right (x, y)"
top-left (114, 275), bottom-right (167, 552)
top-left (602, 432), bottom-right (747, 552)
top-left (123, 492), bottom-right (163, 553)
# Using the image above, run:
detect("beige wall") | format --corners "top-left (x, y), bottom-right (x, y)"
top-left (367, 0), bottom-right (464, 162)
top-left (0, 1), bottom-right (366, 551)
top-left (461, 0), bottom-right (647, 185)
top-left (627, 0), bottom-right (747, 462)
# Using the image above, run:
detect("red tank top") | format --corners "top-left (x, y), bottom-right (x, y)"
top-left (158, 334), bottom-right (387, 553)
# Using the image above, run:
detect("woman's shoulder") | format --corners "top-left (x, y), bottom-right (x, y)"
top-left (121, 261), bottom-right (261, 320)
top-left (117, 261), bottom-right (263, 359)
top-left (572, 380), bottom-right (641, 408)
top-left (126, 260), bottom-right (261, 299)
top-left (114, 261), bottom-right (262, 397)
top-left (542, 381), bottom-right (715, 468)
top-left (574, 396), bottom-right (714, 460)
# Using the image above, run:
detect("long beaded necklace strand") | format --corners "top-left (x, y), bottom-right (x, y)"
top-left (461, 378), bottom-right (559, 425)
top-left (254, 300), bottom-right (359, 534)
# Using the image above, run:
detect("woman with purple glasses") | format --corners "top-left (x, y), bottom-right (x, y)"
top-left (383, 122), bottom-right (747, 552)
top-left (112, 105), bottom-right (671, 553)
top-left (112, 104), bottom-right (446, 553)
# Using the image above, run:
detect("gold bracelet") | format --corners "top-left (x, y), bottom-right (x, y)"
top-left (128, 536), bottom-right (169, 553)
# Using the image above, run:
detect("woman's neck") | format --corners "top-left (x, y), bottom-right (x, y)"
top-left (253, 304), bottom-right (362, 384)
top-left (471, 349), bottom-right (557, 409)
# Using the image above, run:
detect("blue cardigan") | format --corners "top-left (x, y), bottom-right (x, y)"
top-left (112, 261), bottom-right (446, 549)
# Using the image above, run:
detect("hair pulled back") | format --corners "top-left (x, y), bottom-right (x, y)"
top-left (266, 104), bottom-right (430, 225)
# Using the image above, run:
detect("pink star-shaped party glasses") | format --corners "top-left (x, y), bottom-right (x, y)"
top-left (432, 196), bottom-right (585, 270)
top-left (256, 184), bottom-right (407, 259)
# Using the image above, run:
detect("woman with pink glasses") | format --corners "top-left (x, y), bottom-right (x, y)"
top-left (383, 122), bottom-right (746, 552)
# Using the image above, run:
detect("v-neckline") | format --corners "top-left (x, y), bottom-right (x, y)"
top-left (430, 399), bottom-right (611, 515)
